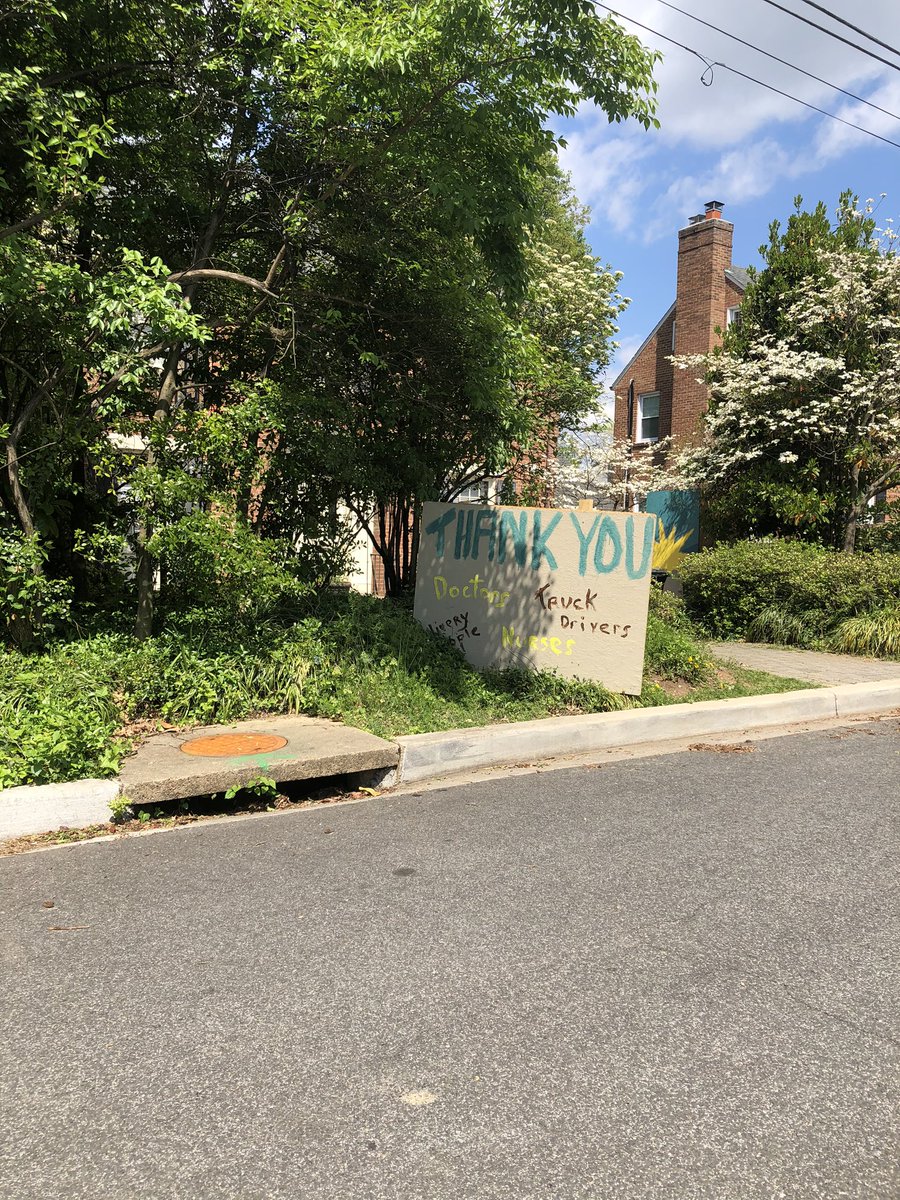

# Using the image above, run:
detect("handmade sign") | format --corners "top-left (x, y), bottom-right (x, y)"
top-left (413, 502), bottom-right (656, 694)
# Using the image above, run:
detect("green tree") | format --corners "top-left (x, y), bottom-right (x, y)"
top-left (1, 0), bottom-right (659, 630)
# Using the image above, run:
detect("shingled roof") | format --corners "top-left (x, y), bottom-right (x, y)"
top-left (725, 266), bottom-right (750, 290)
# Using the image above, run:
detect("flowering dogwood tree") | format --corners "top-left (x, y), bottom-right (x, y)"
top-left (551, 420), bottom-right (694, 510)
top-left (677, 224), bottom-right (900, 551)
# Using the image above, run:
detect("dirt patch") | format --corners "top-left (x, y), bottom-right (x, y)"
top-left (652, 677), bottom-right (693, 699)
top-left (114, 716), bottom-right (178, 743)
top-left (689, 742), bottom-right (756, 754)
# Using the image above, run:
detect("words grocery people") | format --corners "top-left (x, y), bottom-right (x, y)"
top-left (413, 503), bottom-right (657, 695)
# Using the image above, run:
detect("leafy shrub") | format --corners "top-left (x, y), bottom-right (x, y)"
top-left (0, 651), bottom-right (124, 789)
top-left (0, 530), bottom-right (72, 648)
top-left (0, 591), bottom-right (724, 789)
top-left (151, 508), bottom-right (309, 620)
top-left (680, 540), bottom-right (900, 641)
top-left (648, 584), bottom-right (694, 631)
top-left (644, 612), bottom-right (712, 683)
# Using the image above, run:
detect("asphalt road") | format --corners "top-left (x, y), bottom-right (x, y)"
top-left (2, 721), bottom-right (898, 1200)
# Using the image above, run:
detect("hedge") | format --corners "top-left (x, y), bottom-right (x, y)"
top-left (679, 540), bottom-right (900, 642)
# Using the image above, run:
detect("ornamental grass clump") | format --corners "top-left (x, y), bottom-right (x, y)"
top-left (829, 606), bottom-right (900, 660)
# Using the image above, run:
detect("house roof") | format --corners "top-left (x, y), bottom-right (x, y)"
top-left (611, 266), bottom-right (750, 390)
top-left (725, 266), bottom-right (750, 290)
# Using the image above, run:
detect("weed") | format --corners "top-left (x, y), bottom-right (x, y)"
top-left (0, 590), bottom-right (802, 789)
top-left (681, 540), bottom-right (900, 644)
top-left (225, 774), bottom-right (278, 803)
top-left (109, 793), bottom-right (133, 824)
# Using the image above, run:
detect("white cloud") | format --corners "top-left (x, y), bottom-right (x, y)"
top-left (597, 0), bottom-right (891, 147)
top-left (812, 75), bottom-right (900, 160)
top-left (561, 0), bottom-right (899, 240)
top-left (559, 128), bottom-right (655, 232)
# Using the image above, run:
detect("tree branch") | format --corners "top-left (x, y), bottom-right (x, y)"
top-left (167, 267), bottom-right (279, 299)
top-left (0, 196), bottom-right (82, 241)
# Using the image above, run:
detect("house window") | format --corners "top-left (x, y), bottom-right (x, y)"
top-left (637, 392), bottom-right (660, 443)
top-left (671, 319), bottom-right (676, 351)
top-left (726, 305), bottom-right (742, 330)
top-left (455, 480), bottom-right (488, 503)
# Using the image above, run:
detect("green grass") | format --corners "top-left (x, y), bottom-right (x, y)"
top-left (0, 590), bottom-right (810, 790)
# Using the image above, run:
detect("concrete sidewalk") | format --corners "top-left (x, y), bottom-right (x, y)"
top-left (709, 642), bottom-right (900, 685)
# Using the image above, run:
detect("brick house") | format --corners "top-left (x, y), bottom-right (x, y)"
top-left (612, 201), bottom-right (747, 449)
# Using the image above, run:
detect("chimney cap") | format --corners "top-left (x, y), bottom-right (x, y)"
top-left (704, 200), bottom-right (725, 218)
top-left (688, 213), bottom-right (704, 225)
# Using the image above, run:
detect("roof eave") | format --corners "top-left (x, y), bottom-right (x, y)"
top-left (610, 302), bottom-right (676, 391)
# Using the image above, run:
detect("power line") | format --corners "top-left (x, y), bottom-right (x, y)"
top-left (757, 0), bottom-right (900, 74)
top-left (657, 0), bottom-right (900, 124)
top-left (597, 4), bottom-right (900, 151)
top-left (653, 0), bottom-right (900, 124)
top-left (794, 0), bottom-right (900, 61)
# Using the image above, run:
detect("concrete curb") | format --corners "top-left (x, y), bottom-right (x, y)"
top-left (0, 779), bottom-right (121, 840)
top-left (832, 679), bottom-right (900, 717)
top-left (3, 680), bottom-right (898, 840)
top-left (395, 681), bottom-right (900, 785)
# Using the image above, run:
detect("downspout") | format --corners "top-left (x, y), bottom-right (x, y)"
top-left (626, 379), bottom-right (635, 441)
top-left (625, 379), bottom-right (635, 510)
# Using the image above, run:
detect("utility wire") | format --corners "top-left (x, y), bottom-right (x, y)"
top-left (597, 3), bottom-right (900, 150)
top-left (757, 0), bottom-right (900, 74)
top-left (652, 0), bottom-right (900, 123)
top-left (794, 0), bottom-right (900, 60)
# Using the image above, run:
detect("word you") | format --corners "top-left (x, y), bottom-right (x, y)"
top-left (424, 508), bottom-right (653, 579)
top-left (433, 573), bottom-right (510, 609)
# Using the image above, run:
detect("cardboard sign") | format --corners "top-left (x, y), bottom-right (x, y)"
top-left (413, 503), bottom-right (656, 694)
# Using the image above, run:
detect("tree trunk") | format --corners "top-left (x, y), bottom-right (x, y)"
top-left (842, 502), bottom-right (866, 552)
top-left (134, 346), bottom-right (181, 639)
top-left (134, 518), bottom-right (155, 640)
top-left (131, 104), bottom-right (248, 639)
top-left (842, 464), bottom-right (865, 553)
top-left (4, 436), bottom-right (37, 543)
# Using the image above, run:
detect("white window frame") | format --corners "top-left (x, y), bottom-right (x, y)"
top-left (726, 304), bottom-right (742, 328)
top-left (636, 391), bottom-right (660, 444)
top-left (455, 480), bottom-right (489, 503)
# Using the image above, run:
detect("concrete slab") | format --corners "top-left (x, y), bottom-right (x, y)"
top-left (118, 715), bottom-right (399, 805)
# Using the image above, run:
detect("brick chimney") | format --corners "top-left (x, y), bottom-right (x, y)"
top-left (671, 200), bottom-right (734, 442)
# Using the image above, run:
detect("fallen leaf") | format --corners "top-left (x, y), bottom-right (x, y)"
top-left (48, 925), bottom-right (89, 931)
top-left (41, 900), bottom-right (55, 909)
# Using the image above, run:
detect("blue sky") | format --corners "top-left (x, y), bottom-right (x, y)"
top-left (552, 0), bottom-right (900, 403)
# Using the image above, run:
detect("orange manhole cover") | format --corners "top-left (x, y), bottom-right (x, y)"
top-left (180, 733), bottom-right (288, 758)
